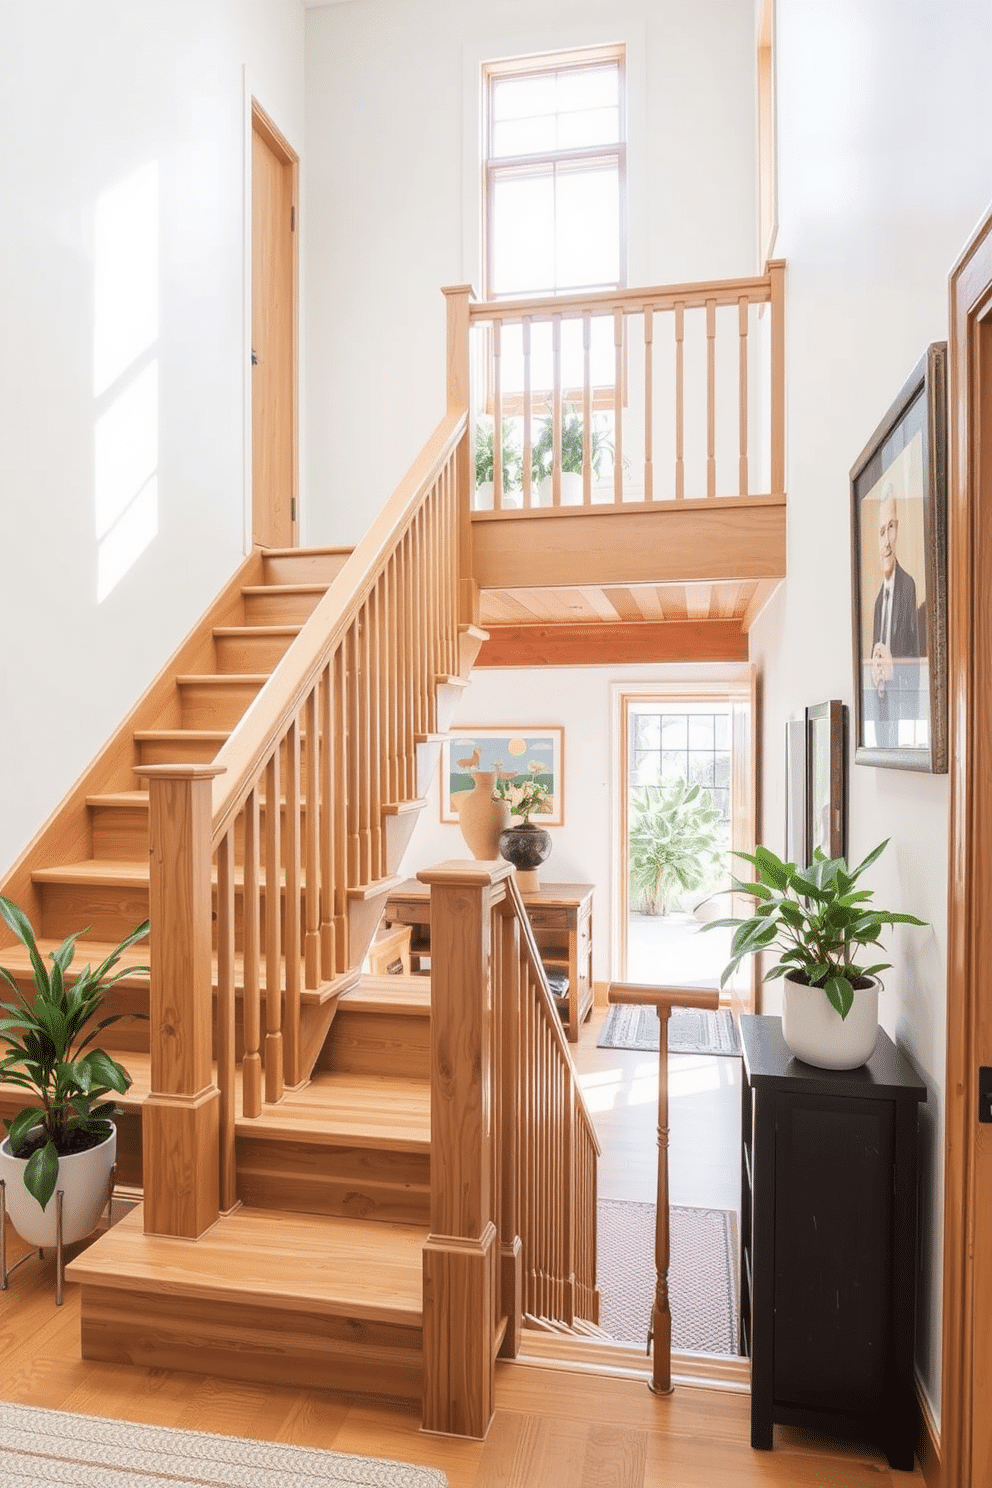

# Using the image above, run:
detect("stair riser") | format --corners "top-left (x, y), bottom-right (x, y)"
top-left (236, 1134), bottom-right (430, 1225)
top-left (213, 632), bottom-right (297, 673)
top-left (91, 806), bottom-right (149, 861)
top-left (79, 1285), bottom-right (423, 1401)
top-left (137, 735), bottom-right (224, 766)
top-left (39, 883), bottom-right (150, 945)
top-left (242, 590), bottom-right (326, 625)
top-left (317, 1011), bottom-right (430, 1081)
top-left (261, 551), bottom-right (352, 585)
top-left (178, 680), bottom-right (265, 731)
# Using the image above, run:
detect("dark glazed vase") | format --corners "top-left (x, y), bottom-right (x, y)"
top-left (498, 821), bottom-right (552, 873)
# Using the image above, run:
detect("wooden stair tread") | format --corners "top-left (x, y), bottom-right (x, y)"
top-left (133, 729), bottom-right (229, 741)
top-left (247, 1071), bottom-right (430, 1150)
top-left (346, 873), bottom-right (403, 903)
top-left (346, 976), bottom-right (432, 1015)
top-left (261, 546), bottom-right (353, 558)
top-left (85, 791), bottom-right (149, 809)
top-left (240, 584), bottom-right (329, 597)
top-left (381, 798), bottom-right (426, 817)
top-left (31, 859), bottom-right (149, 888)
top-left (65, 1205), bottom-right (426, 1323)
top-left (175, 674), bottom-right (270, 686)
top-left (212, 625), bottom-right (301, 638)
top-left (0, 941), bottom-right (353, 1007)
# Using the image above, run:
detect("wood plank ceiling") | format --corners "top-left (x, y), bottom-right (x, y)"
top-left (476, 580), bottom-right (779, 666)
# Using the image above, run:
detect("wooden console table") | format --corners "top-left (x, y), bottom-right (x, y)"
top-left (385, 879), bottom-right (594, 1041)
top-left (739, 1014), bottom-right (926, 1469)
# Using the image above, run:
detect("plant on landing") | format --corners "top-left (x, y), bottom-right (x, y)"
top-left (628, 778), bottom-right (725, 917)
top-left (475, 418), bottom-right (523, 490)
top-left (531, 402), bottom-right (612, 483)
top-left (703, 840), bottom-right (926, 1019)
top-left (0, 895), bottom-right (149, 1210)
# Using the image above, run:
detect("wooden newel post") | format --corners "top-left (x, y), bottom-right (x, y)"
top-left (136, 763), bottom-right (224, 1239)
top-left (419, 860), bottom-right (507, 1439)
top-left (608, 982), bottom-right (721, 1396)
top-left (767, 258), bottom-right (786, 497)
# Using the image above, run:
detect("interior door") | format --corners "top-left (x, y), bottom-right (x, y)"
top-left (251, 102), bottom-right (297, 549)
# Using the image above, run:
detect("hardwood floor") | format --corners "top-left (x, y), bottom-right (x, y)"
top-left (573, 1001), bottom-right (741, 1209)
top-left (0, 1219), bottom-right (920, 1485)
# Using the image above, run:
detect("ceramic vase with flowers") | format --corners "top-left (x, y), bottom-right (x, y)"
top-left (496, 770), bottom-right (553, 891)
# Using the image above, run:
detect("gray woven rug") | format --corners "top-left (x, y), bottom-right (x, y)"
top-left (0, 1401), bottom-right (447, 1487)
top-left (598, 1004), bottom-right (741, 1056)
top-left (597, 1199), bottom-right (740, 1355)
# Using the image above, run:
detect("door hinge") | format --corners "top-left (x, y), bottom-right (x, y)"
top-left (980, 1066), bottom-right (992, 1123)
top-left (290, 204), bottom-right (296, 232)
top-left (291, 498), bottom-right (297, 523)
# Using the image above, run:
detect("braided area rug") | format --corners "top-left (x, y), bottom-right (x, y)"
top-left (597, 1004), bottom-right (741, 1056)
top-left (0, 1402), bottom-right (447, 1488)
top-left (597, 1199), bottom-right (740, 1355)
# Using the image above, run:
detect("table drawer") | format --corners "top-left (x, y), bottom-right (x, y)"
top-left (526, 907), bottom-right (569, 931)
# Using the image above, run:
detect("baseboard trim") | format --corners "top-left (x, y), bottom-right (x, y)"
top-left (517, 1331), bottom-right (750, 1393)
top-left (916, 1374), bottom-right (940, 1486)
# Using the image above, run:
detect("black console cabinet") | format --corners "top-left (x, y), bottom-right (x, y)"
top-left (739, 1015), bottom-right (926, 1470)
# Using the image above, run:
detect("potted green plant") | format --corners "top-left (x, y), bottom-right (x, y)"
top-left (628, 778), bottom-right (725, 917)
top-left (474, 418), bottom-right (523, 506)
top-left (531, 403), bottom-right (612, 504)
top-left (495, 772), bottom-right (553, 887)
top-left (705, 840), bottom-right (926, 1069)
top-left (0, 894), bottom-right (148, 1246)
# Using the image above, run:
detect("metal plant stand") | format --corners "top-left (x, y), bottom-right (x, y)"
top-left (0, 1163), bottom-right (116, 1306)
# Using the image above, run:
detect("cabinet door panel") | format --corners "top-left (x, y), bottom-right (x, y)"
top-left (772, 1094), bottom-right (894, 1412)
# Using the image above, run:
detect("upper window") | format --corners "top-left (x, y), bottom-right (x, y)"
top-left (484, 47), bottom-right (626, 300)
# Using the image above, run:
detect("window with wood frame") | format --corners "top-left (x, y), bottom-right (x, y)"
top-left (483, 47), bottom-right (627, 302)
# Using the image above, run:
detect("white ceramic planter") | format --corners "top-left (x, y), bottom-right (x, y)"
top-left (781, 976), bottom-right (880, 1070)
top-left (0, 1126), bottom-right (116, 1247)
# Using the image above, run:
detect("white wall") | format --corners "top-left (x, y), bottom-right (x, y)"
top-left (401, 663), bottom-right (751, 982)
top-left (303, 0), bottom-right (757, 543)
top-left (0, 0), bottom-right (305, 875)
top-left (749, 0), bottom-right (992, 1426)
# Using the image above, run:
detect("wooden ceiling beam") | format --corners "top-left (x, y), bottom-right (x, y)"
top-left (475, 620), bottom-right (749, 668)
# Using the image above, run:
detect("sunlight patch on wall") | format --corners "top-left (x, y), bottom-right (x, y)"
top-left (93, 162), bottom-right (160, 602)
top-left (95, 363), bottom-right (159, 602)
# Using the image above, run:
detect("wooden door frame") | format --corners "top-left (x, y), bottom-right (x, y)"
top-left (249, 96), bottom-right (299, 548)
top-left (612, 669), bottom-right (756, 1011)
top-left (942, 203), bottom-right (992, 1488)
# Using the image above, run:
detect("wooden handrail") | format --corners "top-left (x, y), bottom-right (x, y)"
top-left (468, 270), bottom-right (779, 324)
top-left (420, 862), bottom-right (600, 1438)
top-left (210, 409), bottom-right (466, 845)
top-left (466, 263), bottom-right (785, 512)
top-left (608, 981), bottom-right (721, 1396)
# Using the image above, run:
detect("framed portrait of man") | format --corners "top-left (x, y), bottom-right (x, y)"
top-left (850, 344), bottom-right (948, 772)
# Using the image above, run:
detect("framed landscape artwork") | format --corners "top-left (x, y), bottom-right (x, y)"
top-left (850, 343), bottom-right (948, 772)
top-left (440, 726), bottom-right (564, 825)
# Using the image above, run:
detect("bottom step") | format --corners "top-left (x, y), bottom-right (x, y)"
top-left (65, 1205), bottom-right (427, 1399)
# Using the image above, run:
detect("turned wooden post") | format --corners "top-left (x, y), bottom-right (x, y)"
top-left (767, 258), bottom-right (786, 496)
top-left (137, 764), bottom-right (223, 1239)
top-left (442, 283), bottom-right (478, 628)
top-left (419, 859), bottom-right (509, 1439)
top-left (608, 982), bottom-right (721, 1396)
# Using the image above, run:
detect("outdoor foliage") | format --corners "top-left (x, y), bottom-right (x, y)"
top-left (475, 418), bottom-right (523, 490)
top-left (703, 840), bottom-right (926, 1020)
top-left (628, 778), bottom-right (725, 917)
top-left (531, 402), bottom-right (612, 483)
top-left (0, 895), bottom-right (148, 1210)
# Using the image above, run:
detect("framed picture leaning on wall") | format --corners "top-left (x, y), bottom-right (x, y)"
top-left (806, 700), bottom-right (847, 861)
top-left (850, 343), bottom-right (948, 772)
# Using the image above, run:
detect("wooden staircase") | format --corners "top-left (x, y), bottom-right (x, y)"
top-left (2, 378), bottom-right (601, 1439)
